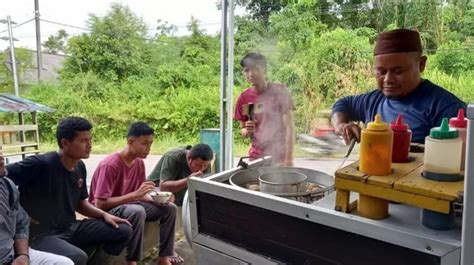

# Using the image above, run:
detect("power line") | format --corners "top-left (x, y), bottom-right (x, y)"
top-left (40, 17), bottom-right (221, 31)
top-left (40, 18), bottom-right (89, 31)
top-left (147, 21), bottom-right (221, 30)
top-left (0, 18), bottom-right (35, 34)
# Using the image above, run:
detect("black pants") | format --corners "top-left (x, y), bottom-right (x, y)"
top-left (29, 219), bottom-right (132, 265)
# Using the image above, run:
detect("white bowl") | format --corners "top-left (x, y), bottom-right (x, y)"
top-left (150, 191), bottom-right (172, 204)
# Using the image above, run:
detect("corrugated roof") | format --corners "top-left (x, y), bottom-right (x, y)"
top-left (0, 93), bottom-right (54, 113)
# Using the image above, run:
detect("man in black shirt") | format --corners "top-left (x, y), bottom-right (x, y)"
top-left (4, 117), bottom-right (132, 265)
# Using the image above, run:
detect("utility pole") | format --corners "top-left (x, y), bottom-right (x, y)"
top-left (219, 0), bottom-right (235, 170)
top-left (0, 16), bottom-right (20, 97)
top-left (35, 0), bottom-right (42, 82)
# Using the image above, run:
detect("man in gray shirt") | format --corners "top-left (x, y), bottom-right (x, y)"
top-left (0, 152), bottom-right (73, 265)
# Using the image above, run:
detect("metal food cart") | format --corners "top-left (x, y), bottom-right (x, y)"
top-left (182, 104), bottom-right (474, 265)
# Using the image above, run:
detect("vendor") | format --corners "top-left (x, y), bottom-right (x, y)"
top-left (331, 29), bottom-right (466, 144)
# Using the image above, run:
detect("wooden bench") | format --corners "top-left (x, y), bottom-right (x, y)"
top-left (88, 222), bottom-right (160, 265)
top-left (0, 124), bottom-right (41, 158)
top-left (334, 152), bottom-right (464, 219)
top-left (74, 212), bottom-right (160, 264)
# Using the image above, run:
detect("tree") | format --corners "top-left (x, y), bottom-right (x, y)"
top-left (270, 3), bottom-right (327, 51)
top-left (43, 29), bottom-right (68, 54)
top-left (62, 3), bottom-right (150, 80)
top-left (155, 19), bottom-right (177, 37)
top-left (235, 0), bottom-right (290, 25)
top-left (0, 48), bottom-right (33, 91)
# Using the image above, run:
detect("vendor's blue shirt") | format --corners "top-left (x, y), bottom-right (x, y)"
top-left (332, 79), bottom-right (466, 143)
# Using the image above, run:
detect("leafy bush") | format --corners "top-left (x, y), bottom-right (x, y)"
top-left (429, 41), bottom-right (474, 75)
top-left (423, 68), bottom-right (474, 103)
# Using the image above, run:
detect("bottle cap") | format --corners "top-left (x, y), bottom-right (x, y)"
top-left (390, 113), bottom-right (409, 132)
top-left (449, 108), bottom-right (467, 128)
top-left (367, 114), bottom-right (389, 131)
top-left (430, 118), bottom-right (459, 139)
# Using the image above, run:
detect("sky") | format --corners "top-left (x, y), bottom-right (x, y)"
top-left (0, 0), bottom-right (237, 51)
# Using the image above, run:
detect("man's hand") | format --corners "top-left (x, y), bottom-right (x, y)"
top-left (244, 120), bottom-right (256, 134)
top-left (189, 170), bottom-right (203, 177)
top-left (168, 193), bottom-right (175, 204)
top-left (12, 255), bottom-right (29, 265)
top-left (0, 151), bottom-right (6, 177)
top-left (140, 193), bottom-right (154, 203)
top-left (336, 123), bottom-right (361, 144)
top-left (102, 212), bottom-right (131, 228)
top-left (133, 181), bottom-right (155, 200)
top-left (154, 193), bottom-right (176, 207)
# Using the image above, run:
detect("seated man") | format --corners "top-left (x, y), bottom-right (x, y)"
top-left (148, 144), bottom-right (213, 207)
top-left (89, 122), bottom-right (180, 265)
top-left (0, 153), bottom-right (74, 265)
top-left (331, 29), bottom-right (466, 144)
top-left (5, 117), bottom-right (132, 265)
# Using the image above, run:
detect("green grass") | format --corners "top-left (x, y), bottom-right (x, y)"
top-left (39, 137), bottom-right (253, 156)
top-left (38, 137), bottom-right (318, 158)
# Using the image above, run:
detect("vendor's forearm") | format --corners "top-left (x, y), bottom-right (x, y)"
top-left (331, 112), bottom-right (351, 134)
top-left (160, 178), bottom-right (188, 193)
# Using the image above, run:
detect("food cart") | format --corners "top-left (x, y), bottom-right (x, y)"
top-left (182, 105), bottom-right (473, 265)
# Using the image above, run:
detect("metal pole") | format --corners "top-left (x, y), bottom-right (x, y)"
top-left (219, 0), bottom-right (228, 171)
top-left (226, 0), bottom-right (235, 169)
top-left (6, 16), bottom-right (20, 97)
top-left (35, 0), bottom-right (42, 82)
top-left (461, 104), bottom-right (474, 265)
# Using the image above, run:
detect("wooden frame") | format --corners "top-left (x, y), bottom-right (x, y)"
top-left (0, 112), bottom-right (41, 158)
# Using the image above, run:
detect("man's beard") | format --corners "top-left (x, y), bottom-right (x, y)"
top-left (379, 87), bottom-right (402, 100)
top-left (386, 95), bottom-right (402, 100)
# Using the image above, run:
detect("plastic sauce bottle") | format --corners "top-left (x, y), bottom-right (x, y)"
top-left (423, 118), bottom-right (462, 180)
top-left (390, 114), bottom-right (412, 163)
top-left (359, 114), bottom-right (393, 176)
top-left (449, 109), bottom-right (467, 170)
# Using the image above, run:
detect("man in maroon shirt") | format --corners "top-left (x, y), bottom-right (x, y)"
top-left (234, 52), bottom-right (295, 166)
top-left (89, 122), bottom-right (180, 265)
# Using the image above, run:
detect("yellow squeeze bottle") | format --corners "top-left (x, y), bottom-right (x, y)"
top-left (359, 114), bottom-right (393, 176)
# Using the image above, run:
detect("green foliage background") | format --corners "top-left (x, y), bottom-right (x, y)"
top-left (2, 1), bottom-right (472, 153)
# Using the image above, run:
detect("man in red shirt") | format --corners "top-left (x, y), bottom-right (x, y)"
top-left (234, 52), bottom-right (295, 166)
top-left (89, 122), bottom-right (180, 265)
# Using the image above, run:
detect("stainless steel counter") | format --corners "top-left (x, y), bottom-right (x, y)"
top-left (185, 156), bottom-right (462, 265)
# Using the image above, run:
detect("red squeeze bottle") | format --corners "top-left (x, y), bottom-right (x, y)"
top-left (449, 108), bottom-right (467, 170)
top-left (390, 114), bottom-right (412, 163)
